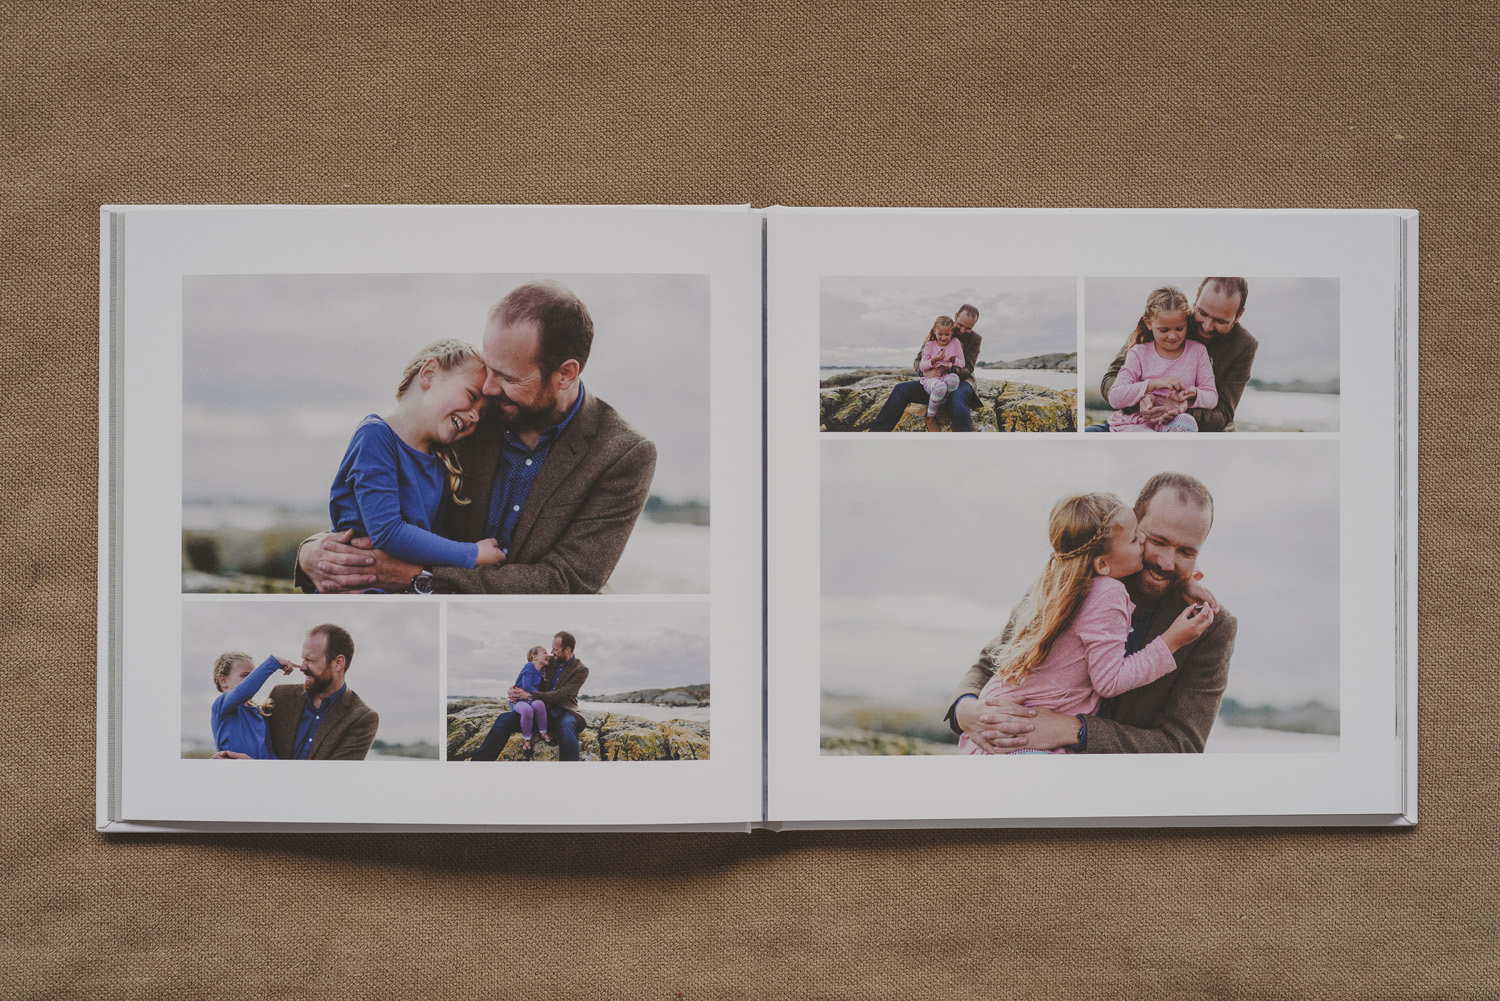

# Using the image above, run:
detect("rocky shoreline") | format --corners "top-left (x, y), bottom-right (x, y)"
top-left (580, 684), bottom-right (709, 708)
top-left (447, 697), bottom-right (710, 762)
top-left (819, 371), bottom-right (1076, 433)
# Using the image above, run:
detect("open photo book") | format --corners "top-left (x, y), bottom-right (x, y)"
top-left (97, 205), bottom-right (1417, 832)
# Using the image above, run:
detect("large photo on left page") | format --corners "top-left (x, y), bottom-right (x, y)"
top-left (99, 205), bottom-right (762, 830)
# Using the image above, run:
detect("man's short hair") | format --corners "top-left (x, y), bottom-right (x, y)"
top-left (1134, 472), bottom-right (1214, 531)
top-left (956, 303), bottom-right (980, 321)
top-left (488, 280), bottom-right (594, 377)
top-left (1196, 277), bottom-right (1249, 315)
top-left (309, 623), bottom-right (355, 669)
top-left (554, 630), bottom-right (577, 655)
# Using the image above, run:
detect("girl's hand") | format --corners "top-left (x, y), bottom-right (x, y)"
top-left (1179, 386), bottom-right (1198, 403)
top-left (1181, 578), bottom-right (1219, 612)
top-left (1162, 601), bottom-right (1215, 652)
top-left (476, 539), bottom-right (506, 566)
top-left (1148, 376), bottom-right (1185, 393)
top-left (273, 656), bottom-right (298, 675)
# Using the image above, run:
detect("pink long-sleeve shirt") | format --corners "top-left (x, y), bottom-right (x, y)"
top-left (960, 576), bottom-right (1179, 754)
top-left (919, 338), bottom-right (965, 378)
top-left (1107, 339), bottom-right (1219, 431)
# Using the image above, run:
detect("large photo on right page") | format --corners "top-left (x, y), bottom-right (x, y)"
top-left (766, 208), bottom-right (1414, 827)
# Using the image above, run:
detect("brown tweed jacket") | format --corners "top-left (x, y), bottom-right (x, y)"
top-left (431, 389), bottom-right (656, 594)
top-left (266, 683), bottom-right (380, 760)
top-left (950, 589), bottom-right (1238, 753)
top-left (1099, 323), bottom-right (1259, 432)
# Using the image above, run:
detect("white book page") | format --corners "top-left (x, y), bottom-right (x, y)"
top-left (766, 208), bottom-right (1411, 825)
top-left (99, 205), bottom-right (762, 829)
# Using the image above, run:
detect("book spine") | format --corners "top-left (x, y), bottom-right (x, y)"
top-left (96, 210), bottom-right (126, 829)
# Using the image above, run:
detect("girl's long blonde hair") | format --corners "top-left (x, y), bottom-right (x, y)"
top-left (526, 645), bottom-right (549, 665)
top-left (212, 650), bottom-right (271, 716)
top-left (987, 492), bottom-right (1132, 686)
top-left (1127, 285), bottom-right (1193, 348)
top-left (396, 338), bottom-right (483, 506)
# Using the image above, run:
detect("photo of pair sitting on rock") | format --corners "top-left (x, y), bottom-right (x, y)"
top-left (447, 629), bottom-right (710, 763)
top-left (463, 631), bottom-right (590, 761)
top-left (818, 284), bottom-right (1078, 433)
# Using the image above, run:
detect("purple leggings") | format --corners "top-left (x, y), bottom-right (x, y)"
top-left (515, 700), bottom-right (549, 739)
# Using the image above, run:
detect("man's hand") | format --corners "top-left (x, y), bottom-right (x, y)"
top-left (299, 530), bottom-right (421, 593)
top-left (1136, 394), bottom-right (1169, 421)
top-left (507, 686), bottom-right (528, 703)
top-left (211, 750), bottom-right (253, 760)
top-left (956, 694), bottom-right (1081, 752)
top-left (1139, 393), bottom-right (1186, 427)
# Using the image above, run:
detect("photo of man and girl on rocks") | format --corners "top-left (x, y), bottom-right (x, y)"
top-left (444, 602), bottom-right (710, 763)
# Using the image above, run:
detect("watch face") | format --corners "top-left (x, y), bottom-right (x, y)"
top-left (412, 573), bottom-right (434, 595)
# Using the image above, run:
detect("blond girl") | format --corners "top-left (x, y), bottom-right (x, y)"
top-left (209, 651), bottom-right (293, 759)
top-left (327, 339), bottom-right (503, 574)
top-left (918, 315), bottom-right (966, 432)
top-left (1107, 286), bottom-right (1219, 432)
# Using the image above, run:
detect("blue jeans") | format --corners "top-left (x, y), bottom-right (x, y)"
top-left (470, 708), bottom-right (582, 761)
top-left (1083, 423), bottom-right (1112, 432)
top-left (868, 380), bottom-right (979, 432)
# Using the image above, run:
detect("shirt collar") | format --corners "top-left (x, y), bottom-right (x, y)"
top-left (310, 684), bottom-right (346, 710)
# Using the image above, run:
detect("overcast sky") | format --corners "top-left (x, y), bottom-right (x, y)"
top-left (1083, 277), bottom-right (1340, 388)
top-left (446, 600), bottom-right (710, 698)
top-left (183, 272), bottom-right (710, 509)
top-left (181, 601), bottom-right (440, 748)
top-left (820, 276), bottom-right (1076, 368)
top-left (820, 439), bottom-right (1340, 712)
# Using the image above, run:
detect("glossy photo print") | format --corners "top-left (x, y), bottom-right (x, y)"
top-left (818, 276), bottom-right (1077, 433)
top-left (819, 439), bottom-right (1339, 755)
top-left (1082, 276), bottom-right (1339, 434)
top-left (181, 272), bottom-right (710, 597)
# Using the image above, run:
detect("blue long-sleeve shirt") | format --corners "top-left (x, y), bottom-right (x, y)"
top-left (514, 661), bottom-right (545, 692)
top-left (210, 655), bottom-right (279, 759)
top-left (328, 415), bottom-right (480, 568)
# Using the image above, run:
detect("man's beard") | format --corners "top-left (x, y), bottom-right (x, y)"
top-left (303, 672), bottom-right (336, 697)
top-left (494, 386), bottom-right (562, 431)
top-left (1135, 557), bottom-right (1186, 599)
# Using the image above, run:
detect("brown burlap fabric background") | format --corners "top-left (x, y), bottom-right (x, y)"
top-left (4, 2), bottom-right (1494, 997)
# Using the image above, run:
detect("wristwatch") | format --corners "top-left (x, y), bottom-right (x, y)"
top-left (1066, 714), bottom-right (1089, 753)
top-left (409, 568), bottom-right (436, 595)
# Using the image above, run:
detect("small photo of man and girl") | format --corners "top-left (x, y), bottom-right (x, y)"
top-left (445, 601), bottom-right (711, 763)
top-left (181, 601), bottom-right (441, 760)
top-left (1082, 276), bottom-right (1340, 433)
top-left (818, 276), bottom-right (1078, 433)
